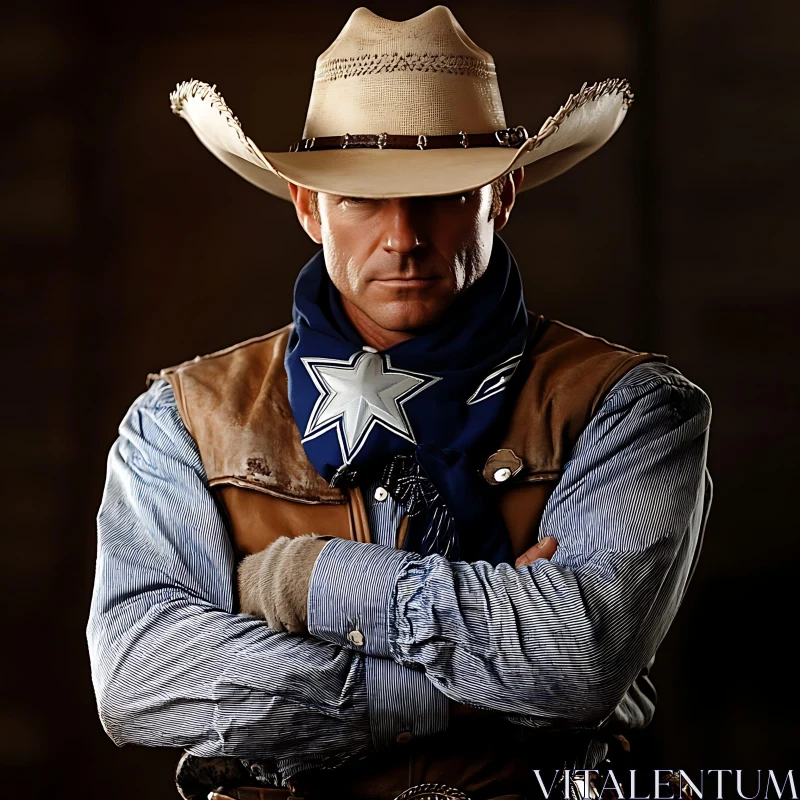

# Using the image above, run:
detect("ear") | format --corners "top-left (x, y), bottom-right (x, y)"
top-left (288, 182), bottom-right (323, 244)
top-left (492, 167), bottom-right (525, 232)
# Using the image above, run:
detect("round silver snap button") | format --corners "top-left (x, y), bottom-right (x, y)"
top-left (493, 467), bottom-right (512, 483)
top-left (362, 345), bottom-right (378, 353)
top-left (347, 629), bottom-right (365, 646)
top-left (374, 486), bottom-right (389, 502)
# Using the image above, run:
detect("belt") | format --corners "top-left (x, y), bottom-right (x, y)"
top-left (204, 773), bottom-right (693, 800)
top-left (184, 718), bottom-right (597, 800)
top-left (208, 785), bottom-right (523, 800)
top-left (208, 790), bottom-right (293, 800)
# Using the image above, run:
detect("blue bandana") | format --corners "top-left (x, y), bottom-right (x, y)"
top-left (285, 233), bottom-right (529, 566)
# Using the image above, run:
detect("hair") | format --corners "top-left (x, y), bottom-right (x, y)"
top-left (306, 173), bottom-right (508, 224)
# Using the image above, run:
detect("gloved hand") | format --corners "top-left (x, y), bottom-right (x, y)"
top-left (237, 533), bottom-right (334, 633)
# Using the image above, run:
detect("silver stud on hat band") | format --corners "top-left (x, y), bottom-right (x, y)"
top-left (288, 125), bottom-right (530, 153)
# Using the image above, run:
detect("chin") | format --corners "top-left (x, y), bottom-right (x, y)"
top-left (373, 306), bottom-right (447, 333)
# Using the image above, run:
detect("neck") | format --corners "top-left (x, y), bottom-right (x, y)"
top-left (340, 295), bottom-right (416, 351)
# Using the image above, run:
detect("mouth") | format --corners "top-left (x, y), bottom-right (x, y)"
top-left (374, 277), bottom-right (441, 288)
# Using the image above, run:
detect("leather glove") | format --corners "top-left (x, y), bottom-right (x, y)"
top-left (237, 533), bottom-right (333, 633)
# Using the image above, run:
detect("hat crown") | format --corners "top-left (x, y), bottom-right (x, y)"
top-left (303, 5), bottom-right (506, 138)
top-left (317, 6), bottom-right (491, 65)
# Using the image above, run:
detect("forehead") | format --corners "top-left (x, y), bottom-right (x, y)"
top-left (316, 186), bottom-right (490, 202)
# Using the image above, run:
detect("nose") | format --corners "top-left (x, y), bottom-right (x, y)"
top-left (383, 200), bottom-right (425, 254)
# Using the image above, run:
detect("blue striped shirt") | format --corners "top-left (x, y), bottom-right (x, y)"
top-left (86, 359), bottom-right (712, 788)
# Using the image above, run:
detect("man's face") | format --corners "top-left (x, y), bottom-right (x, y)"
top-left (289, 171), bottom-right (522, 337)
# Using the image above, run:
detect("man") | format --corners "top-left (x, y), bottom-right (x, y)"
top-left (86, 7), bottom-right (712, 800)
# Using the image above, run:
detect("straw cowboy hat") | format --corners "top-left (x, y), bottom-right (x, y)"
top-left (169, 5), bottom-right (634, 201)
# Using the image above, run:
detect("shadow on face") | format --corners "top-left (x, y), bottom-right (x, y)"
top-left (288, 169), bottom-right (523, 348)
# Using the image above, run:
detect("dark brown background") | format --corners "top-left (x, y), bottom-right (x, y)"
top-left (3, 0), bottom-right (798, 796)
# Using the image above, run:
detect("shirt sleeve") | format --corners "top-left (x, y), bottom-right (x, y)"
top-left (361, 479), bottom-right (450, 750)
top-left (87, 378), bottom-right (381, 785)
top-left (307, 362), bottom-right (712, 727)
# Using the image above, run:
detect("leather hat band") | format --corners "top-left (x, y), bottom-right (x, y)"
top-left (289, 125), bottom-right (529, 152)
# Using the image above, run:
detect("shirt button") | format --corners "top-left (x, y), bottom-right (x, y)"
top-left (347, 629), bottom-right (365, 646)
top-left (374, 486), bottom-right (389, 502)
top-left (493, 467), bottom-right (512, 483)
top-left (396, 731), bottom-right (414, 743)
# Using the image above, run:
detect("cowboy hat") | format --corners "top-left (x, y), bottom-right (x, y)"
top-left (168, 5), bottom-right (633, 201)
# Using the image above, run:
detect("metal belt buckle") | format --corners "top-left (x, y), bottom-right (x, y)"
top-left (392, 783), bottom-right (470, 800)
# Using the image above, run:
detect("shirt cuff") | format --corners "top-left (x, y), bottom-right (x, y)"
top-left (307, 537), bottom-right (415, 659)
top-left (365, 656), bottom-right (449, 750)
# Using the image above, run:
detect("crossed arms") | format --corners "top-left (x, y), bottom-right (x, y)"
top-left (86, 362), bottom-right (711, 786)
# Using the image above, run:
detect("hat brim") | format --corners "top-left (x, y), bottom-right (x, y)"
top-left (169, 78), bottom-right (632, 201)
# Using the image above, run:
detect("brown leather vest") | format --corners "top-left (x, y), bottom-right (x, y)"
top-left (149, 311), bottom-right (669, 799)
top-left (148, 311), bottom-right (668, 587)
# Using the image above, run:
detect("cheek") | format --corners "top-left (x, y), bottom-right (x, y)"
top-left (321, 230), bottom-right (368, 298)
top-left (450, 201), bottom-right (494, 290)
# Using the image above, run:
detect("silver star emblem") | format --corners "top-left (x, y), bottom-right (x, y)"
top-left (301, 349), bottom-right (440, 462)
